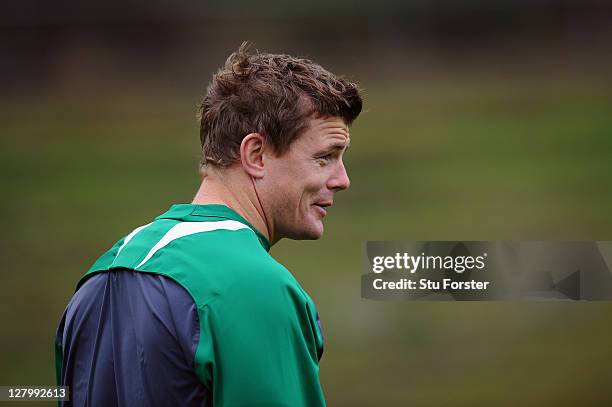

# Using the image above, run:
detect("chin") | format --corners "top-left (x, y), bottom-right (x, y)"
top-left (288, 223), bottom-right (324, 240)
top-left (304, 229), bottom-right (324, 240)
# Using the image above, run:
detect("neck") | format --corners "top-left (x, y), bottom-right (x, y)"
top-left (191, 167), bottom-right (274, 245)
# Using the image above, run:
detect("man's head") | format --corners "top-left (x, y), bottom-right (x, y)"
top-left (197, 43), bottom-right (362, 242)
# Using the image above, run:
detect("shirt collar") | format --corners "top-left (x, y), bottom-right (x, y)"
top-left (156, 204), bottom-right (270, 252)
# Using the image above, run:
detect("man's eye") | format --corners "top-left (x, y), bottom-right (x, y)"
top-left (317, 154), bottom-right (333, 164)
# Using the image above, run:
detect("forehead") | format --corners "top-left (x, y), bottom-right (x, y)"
top-left (298, 116), bottom-right (350, 147)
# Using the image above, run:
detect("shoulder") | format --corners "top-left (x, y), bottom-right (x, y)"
top-left (133, 223), bottom-right (307, 306)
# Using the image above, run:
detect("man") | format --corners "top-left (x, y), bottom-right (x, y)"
top-left (55, 43), bottom-right (362, 406)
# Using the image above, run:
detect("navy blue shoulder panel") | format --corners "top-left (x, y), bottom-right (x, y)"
top-left (56, 270), bottom-right (210, 407)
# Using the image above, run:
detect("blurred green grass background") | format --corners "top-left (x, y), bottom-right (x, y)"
top-left (2, 73), bottom-right (612, 405)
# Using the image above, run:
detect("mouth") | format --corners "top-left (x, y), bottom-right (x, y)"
top-left (312, 201), bottom-right (332, 217)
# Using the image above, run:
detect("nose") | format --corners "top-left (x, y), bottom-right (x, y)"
top-left (328, 160), bottom-right (351, 191)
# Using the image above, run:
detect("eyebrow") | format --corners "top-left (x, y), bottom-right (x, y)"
top-left (327, 139), bottom-right (351, 151)
top-left (319, 145), bottom-right (348, 156)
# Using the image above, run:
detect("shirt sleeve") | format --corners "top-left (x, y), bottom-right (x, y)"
top-left (55, 271), bottom-right (210, 406)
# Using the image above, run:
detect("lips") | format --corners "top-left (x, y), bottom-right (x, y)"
top-left (312, 201), bottom-right (332, 217)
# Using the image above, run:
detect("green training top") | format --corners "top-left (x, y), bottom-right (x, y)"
top-left (79, 204), bottom-right (325, 406)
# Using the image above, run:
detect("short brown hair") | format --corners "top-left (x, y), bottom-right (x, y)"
top-left (197, 42), bottom-right (362, 168)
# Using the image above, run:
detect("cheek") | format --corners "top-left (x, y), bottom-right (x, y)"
top-left (275, 162), bottom-right (327, 212)
top-left (298, 179), bottom-right (326, 211)
top-left (301, 175), bottom-right (322, 195)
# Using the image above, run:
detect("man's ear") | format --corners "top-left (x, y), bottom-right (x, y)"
top-left (240, 133), bottom-right (266, 178)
